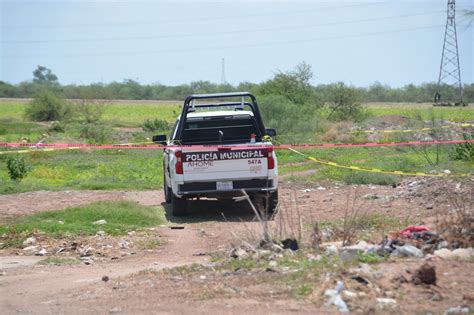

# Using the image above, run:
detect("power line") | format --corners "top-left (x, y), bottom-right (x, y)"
top-left (4, 24), bottom-right (444, 59)
top-left (2, 10), bottom-right (444, 44)
top-left (3, 2), bottom-right (390, 29)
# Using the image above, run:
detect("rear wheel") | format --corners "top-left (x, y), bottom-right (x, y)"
top-left (171, 194), bottom-right (187, 216)
top-left (267, 190), bottom-right (278, 214)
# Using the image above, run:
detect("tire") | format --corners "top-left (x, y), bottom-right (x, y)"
top-left (171, 194), bottom-right (187, 216)
top-left (266, 190), bottom-right (279, 214)
top-left (164, 174), bottom-right (172, 203)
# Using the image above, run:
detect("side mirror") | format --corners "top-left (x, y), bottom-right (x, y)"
top-left (152, 134), bottom-right (167, 144)
top-left (265, 128), bottom-right (277, 137)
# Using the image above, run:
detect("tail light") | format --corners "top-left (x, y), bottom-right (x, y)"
top-left (267, 147), bottom-right (275, 169)
top-left (175, 150), bottom-right (183, 174)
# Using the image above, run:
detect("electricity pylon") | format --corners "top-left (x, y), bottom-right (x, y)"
top-left (435, 0), bottom-right (463, 105)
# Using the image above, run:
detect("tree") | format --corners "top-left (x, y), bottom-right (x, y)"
top-left (33, 65), bottom-right (58, 84)
top-left (326, 82), bottom-right (365, 121)
top-left (257, 62), bottom-right (318, 106)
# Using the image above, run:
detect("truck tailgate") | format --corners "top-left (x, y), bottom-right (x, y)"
top-left (182, 148), bottom-right (268, 182)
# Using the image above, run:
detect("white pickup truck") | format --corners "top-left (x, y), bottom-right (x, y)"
top-left (153, 92), bottom-right (278, 216)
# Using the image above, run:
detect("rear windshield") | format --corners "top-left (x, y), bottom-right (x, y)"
top-left (181, 115), bottom-right (261, 144)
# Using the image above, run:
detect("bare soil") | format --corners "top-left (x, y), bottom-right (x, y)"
top-left (0, 178), bottom-right (472, 314)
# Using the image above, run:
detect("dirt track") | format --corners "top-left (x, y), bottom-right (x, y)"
top-left (0, 179), bottom-right (472, 314)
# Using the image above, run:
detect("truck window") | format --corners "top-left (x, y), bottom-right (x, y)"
top-left (181, 115), bottom-right (261, 144)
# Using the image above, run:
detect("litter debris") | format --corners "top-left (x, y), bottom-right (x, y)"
top-left (36, 248), bottom-right (48, 256)
top-left (92, 219), bottom-right (107, 225)
top-left (325, 281), bottom-right (349, 312)
top-left (169, 225), bottom-right (185, 230)
top-left (412, 263), bottom-right (436, 285)
top-left (434, 248), bottom-right (473, 260)
top-left (81, 257), bottom-right (94, 265)
top-left (377, 298), bottom-right (397, 308)
top-left (23, 237), bottom-right (36, 246)
top-left (102, 275), bottom-right (109, 282)
top-left (391, 245), bottom-right (424, 258)
top-left (325, 244), bottom-right (339, 256)
top-left (400, 225), bottom-right (429, 237)
top-left (118, 239), bottom-right (130, 249)
top-left (351, 275), bottom-right (369, 285)
top-left (444, 306), bottom-right (469, 314)
top-left (281, 238), bottom-right (299, 251)
top-left (22, 245), bottom-right (37, 252)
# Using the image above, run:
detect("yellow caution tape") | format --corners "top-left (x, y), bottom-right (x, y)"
top-left (287, 148), bottom-right (472, 177)
top-left (0, 147), bottom-right (81, 155)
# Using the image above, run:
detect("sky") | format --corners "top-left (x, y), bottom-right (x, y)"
top-left (0, 0), bottom-right (473, 87)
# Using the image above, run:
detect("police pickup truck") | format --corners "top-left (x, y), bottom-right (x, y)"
top-left (153, 92), bottom-right (278, 216)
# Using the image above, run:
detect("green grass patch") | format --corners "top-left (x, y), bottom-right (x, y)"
top-left (100, 102), bottom-right (181, 127)
top-left (0, 149), bottom-right (163, 194)
top-left (356, 252), bottom-right (387, 264)
top-left (294, 283), bottom-right (314, 298)
top-left (0, 201), bottom-right (166, 239)
top-left (343, 171), bottom-right (399, 186)
top-left (366, 104), bottom-right (474, 121)
top-left (37, 256), bottom-right (81, 265)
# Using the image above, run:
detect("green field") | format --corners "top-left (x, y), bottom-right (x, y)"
top-left (0, 100), bottom-right (472, 194)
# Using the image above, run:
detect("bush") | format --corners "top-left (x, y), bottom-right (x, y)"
top-left (142, 118), bottom-right (170, 132)
top-left (25, 91), bottom-right (71, 121)
top-left (326, 82), bottom-right (368, 122)
top-left (80, 122), bottom-right (110, 144)
top-left (74, 100), bottom-right (104, 123)
top-left (258, 95), bottom-right (323, 136)
top-left (6, 156), bottom-right (31, 181)
top-left (451, 132), bottom-right (474, 161)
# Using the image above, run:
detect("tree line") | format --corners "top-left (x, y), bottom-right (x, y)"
top-left (0, 65), bottom-right (472, 103)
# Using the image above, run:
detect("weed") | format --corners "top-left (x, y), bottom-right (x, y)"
top-left (142, 118), bottom-right (170, 132)
top-left (37, 256), bottom-right (81, 265)
top-left (6, 155), bottom-right (31, 180)
top-left (0, 201), bottom-right (166, 241)
top-left (294, 283), bottom-right (314, 298)
top-left (343, 171), bottom-right (399, 186)
top-left (161, 263), bottom-right (206, 275)
top-left (79, 122), bottom-right (111, 143)
top-left (451, 132), bottom-right (474, 161)
top-left (357, 251), bottom-right (387, 264)
top-left (136, 238), bottom-right (167, 249)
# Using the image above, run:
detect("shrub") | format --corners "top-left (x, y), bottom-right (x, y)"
top-left (73, 100), bottom-right (104, 123)
top-left (451, 132), bottom-right (474, 161)
top-left (25, 91), bottom-right (71, 121)
top-left (258, 95), bottom-right (323, 136)
top-left (6, 156), bottom-right (31, 181)
top-left (79, 122), bottom-right (110, 144)
top-left (142, 118), bottom-right (170, 132)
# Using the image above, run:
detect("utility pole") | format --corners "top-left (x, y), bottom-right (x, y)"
top-left (220, 58), bottom-right (226, 85)
top-left (435, 0), bottom-right (463, 105)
